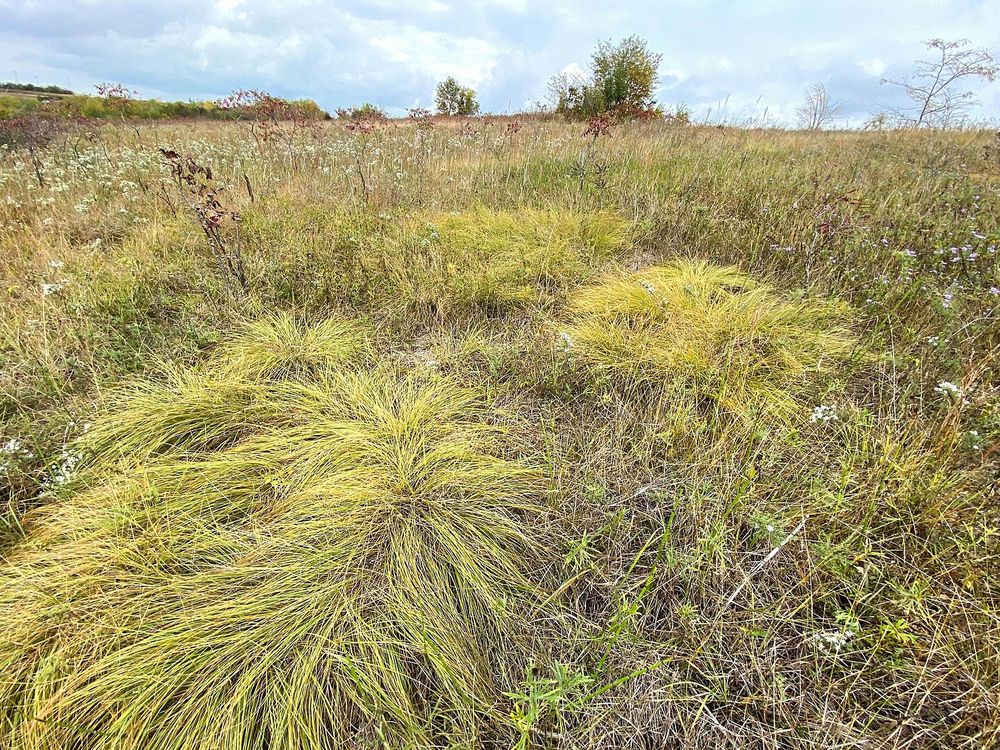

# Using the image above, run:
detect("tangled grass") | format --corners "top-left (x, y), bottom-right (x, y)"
top-left (0, 315), bottom-right (545, 749)
top-left (416, 208), bottom-right (630, 313)
top-left (1, 119), bottom-right (998, 749)
top-left (243, 205), bottom-right (631, 319)
top-left (560, 260), bottom-right (856, 425)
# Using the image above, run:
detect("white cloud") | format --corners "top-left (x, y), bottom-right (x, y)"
top-left (1, 0), bottom-right (997, 122)
top-left (367, 28), bottom-right (500, 88)
top-left (212, 0), bottom-right (247, 21)
top-left (487, 0), bottom-right (528, 12)
top-left (858, 58), bottom-right (887, 77)
top-left (367, 0), bottom-right (450, 13)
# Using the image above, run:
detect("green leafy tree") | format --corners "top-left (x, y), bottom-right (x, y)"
top-left (548, 36), bottom-right (662, 118)
top-left (435, 77), bottom-right (480, 116)
top-left (591, 35), bottom-right (662, 113)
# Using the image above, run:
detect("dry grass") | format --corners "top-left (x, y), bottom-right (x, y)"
top-left (0, 118), bottom-right (998, 749)
top-left (1, 316), bottom-right (545, 748)
top-left (559, 259), bottom-right (855, 425)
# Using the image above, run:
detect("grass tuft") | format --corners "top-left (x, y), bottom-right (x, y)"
top-left (0, 318), bottom-right (544, 749)
top-left (560, 259), bottom-right (855, 425)
top-left (243, 205), bottom-right (631, 319)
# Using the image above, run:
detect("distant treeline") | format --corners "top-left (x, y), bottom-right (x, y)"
top-left (0, 90), bottom-right (329, 121)
top-left (0, 82), bottom-right (74, 95)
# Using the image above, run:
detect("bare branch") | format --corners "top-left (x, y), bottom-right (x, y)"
top-left (795, 82), bottom-right (844, 130)
top-left (882, 38), bottom-right (997, 127)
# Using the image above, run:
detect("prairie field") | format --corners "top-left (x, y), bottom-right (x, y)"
top-left (1, 117), bottom-right (999, 749)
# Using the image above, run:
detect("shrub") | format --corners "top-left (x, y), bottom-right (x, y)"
top-left (335, 102), bottom-right (388, 122)
top-left (0, 113), bottom-right (72, 187)
top-left (0, 315), bottom-right (545, 748)
top-left (549, 36), bottom-right (662, 119)
top-left (559, 260), bottom-right (855, 425)
top-left (435, 77), bottom-right (480, 117)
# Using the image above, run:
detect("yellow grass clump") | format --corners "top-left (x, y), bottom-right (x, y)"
top-left (0, 314), bottom-right (545, 749)
top-left (560, 259), bottom-right (855, 425)
top-left (416, 208), bottom-right (630, 311)
top-left (243, 205), bottom-right (632, 317)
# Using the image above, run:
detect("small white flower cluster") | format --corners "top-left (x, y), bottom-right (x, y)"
top-left (1, 437), bottom-right (33, 476)
top-left (809, 405), bottom-right (838, 423)
top-left (47, 448), bottom-right (83, 487)
top-left (556, 331), bottom-right (574, 353)
top-left (811, 626), bottom-right (857, 655)
top-left (964, 430), bottom-right (985, 452)
top-left (934, 381), bottom-right (967, 403)
top-left (41, 280), bottom-right (69, 296)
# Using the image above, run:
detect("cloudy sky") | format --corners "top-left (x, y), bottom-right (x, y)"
top-left (2, 0), bottom-right (999, 125)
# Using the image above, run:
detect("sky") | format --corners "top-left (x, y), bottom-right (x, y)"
top-left (2, 0), bottom-right (999, 126)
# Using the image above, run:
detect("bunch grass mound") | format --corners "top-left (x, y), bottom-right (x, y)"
top-left (244, 204), bottom-right (631, 318)
top-left (0, 314), bottom-right (544, 749)
top-left (412, 208), bottom-right (629, 312)
top-left (561, 260), bottom-right (854, 425)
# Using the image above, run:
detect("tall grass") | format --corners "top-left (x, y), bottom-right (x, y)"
top-left (0, 316), bottom-right (545, 748)
top-left (0, 118), bottom-right (997, 749)
top-left (241, 205), bottom-right (631, 319)
top-left (560, 259), bottom-right (855, 425)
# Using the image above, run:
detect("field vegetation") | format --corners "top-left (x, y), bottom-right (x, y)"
top-left (0, 111), bottom-right (998, 748)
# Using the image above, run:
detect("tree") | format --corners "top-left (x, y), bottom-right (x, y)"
top-left (548, 36), bottom-right (662, 118)
top-left (547, 70), bottom-right (604, 117)
top-left (591, 35), bottom-right (662, 114)
top-left (435, 77), bottom-right (479, 116)
top-left (882, 39), bottom-right (997, 127)
top-left (795, 82), bottom-right (844, 130)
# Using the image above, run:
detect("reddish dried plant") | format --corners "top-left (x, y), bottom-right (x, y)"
top-left (582, 114), bottom-right (615, 139)
top-left (160, 148), bottom-right (247, 291)
top-left (407, 107), bottom-right (434, 129)
top-left (217, 89), bottom-right (319, 152)
top-left (95, 82), bottom-right (143, 140)
top-left (0, 114), bottom-right (71, 187)
top-left (343, 113), bottom-right (387, 204)
top-left (345, 118), bottom-right (377, 134)
top-left (95, 82), bottom-right (137, 111)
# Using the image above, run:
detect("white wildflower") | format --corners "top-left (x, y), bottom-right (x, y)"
top-left (809, 405), bottom-right (838, 423)
top-left (811, 626), bottom-right (857, 655)
top-left (47, 448), bottom-right (83, 487)
top-left (934, 381), bottom-right (967, 403)
top-left (41, 280), bottom-right (68, 296)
